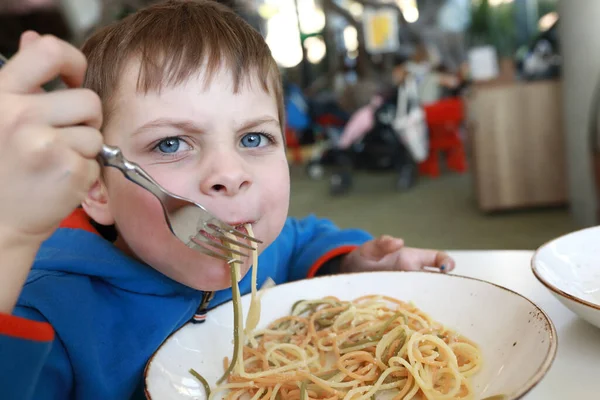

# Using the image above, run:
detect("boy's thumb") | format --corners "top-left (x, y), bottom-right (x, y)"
top-left (360, 236), bottom-right (404, 260)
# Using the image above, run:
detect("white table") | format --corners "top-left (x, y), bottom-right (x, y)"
top-left (448, 250), bottom-right (600, 399)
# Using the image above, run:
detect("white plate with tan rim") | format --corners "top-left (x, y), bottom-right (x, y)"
top-left (144, 272), bottom-right (556, 400)
top-left (532, 226), bottom-right (600, 329)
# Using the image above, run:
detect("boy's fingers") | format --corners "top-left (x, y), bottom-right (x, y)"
top-left (0, 35), bottom-right (87, 93)
top-left (31, 89), bottom-right (103, 129)
top-left (379, 236), bottom-right (404, 253)
top-left (360, 236), bottom-right (404, 260)
top-left (58, 126), bottom-right (103, 159)
top-left (61, 150), bottom-right (102, 196)
top-left (16, 32), bottom-right (45, 94)
top-left (418, 249), bottom-right (454, 272)
top-left (80, 157), bottom-right (102, 191)
top-left (13, 125), bottom-right (101, 170)
top-left (19, 31), bottom-right (41, 50)
top-left (382, 248), bottom-right (454, 272)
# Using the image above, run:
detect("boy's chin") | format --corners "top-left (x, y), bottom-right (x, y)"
top-left (176, 257), bottom-right (253, 292)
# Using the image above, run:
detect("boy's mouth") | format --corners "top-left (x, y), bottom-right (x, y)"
top-left (197, 221), bottom-right (254, 244)
top-left (230, 222), bottom-right (254, 235)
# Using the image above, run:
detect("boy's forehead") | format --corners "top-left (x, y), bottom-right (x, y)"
top-left (115, 57), bottom-right (275, 98)
top-left (105, 59), bottom-right (279, 130)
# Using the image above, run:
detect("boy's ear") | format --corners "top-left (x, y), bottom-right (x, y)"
top-left (82, 180), bottom-right (115, 226)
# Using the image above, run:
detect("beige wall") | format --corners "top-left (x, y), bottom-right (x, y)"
top-left (560, 0), bottom-right (600, 227)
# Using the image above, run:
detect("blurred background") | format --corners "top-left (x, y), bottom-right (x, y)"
top-left (4, 0), bottom-right (598, 251)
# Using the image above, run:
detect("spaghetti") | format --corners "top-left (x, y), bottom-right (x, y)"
top-left (191, 226), bottom-right (482, 400)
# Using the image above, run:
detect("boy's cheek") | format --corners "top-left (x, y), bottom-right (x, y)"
top-left (110, 180), bottom-right (172, 236)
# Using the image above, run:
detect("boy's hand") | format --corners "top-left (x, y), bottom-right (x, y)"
top-left (340, 235), bottom-right (455, 274)
top-left (0, 31), bottom-right (103, 246)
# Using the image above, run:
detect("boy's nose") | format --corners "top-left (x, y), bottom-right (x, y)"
top-left (199, 158), bottom-right (251, 197)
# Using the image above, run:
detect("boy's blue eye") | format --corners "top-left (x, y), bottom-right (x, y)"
top-left (156, 137), bottom-right (183, 154)
top-left (241, 132), bottom-right (269, 148)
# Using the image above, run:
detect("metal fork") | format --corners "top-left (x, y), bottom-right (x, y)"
top-left (0, 52), bottom-right (260, 264)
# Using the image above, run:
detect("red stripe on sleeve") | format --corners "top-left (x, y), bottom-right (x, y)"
top-left (58, 208), bottom-right (98, 235)
top-left (306, 245), bottom-right (358, 278)
top-left (0, 313), bottom-right (54, 342)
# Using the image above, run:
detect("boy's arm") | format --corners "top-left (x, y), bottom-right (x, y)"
top-left (0, 226), bottom-right (66, 400)
top-left (0, 307), bottom-right (71, 400)
top-left (0, 235), bottom-right (44, 314)
top-left (0, 33), bottom-right (102, 312)
top-left (284, 215), bottom-right (373, 281)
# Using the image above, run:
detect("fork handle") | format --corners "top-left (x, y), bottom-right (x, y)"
top-left (98, 144), bottom-right (168, 202)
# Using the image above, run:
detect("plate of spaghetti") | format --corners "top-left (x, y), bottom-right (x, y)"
top-left (145, 253), bottom-right (556, 400)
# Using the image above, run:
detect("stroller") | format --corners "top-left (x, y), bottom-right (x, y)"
top-left (327, 99), bottom-right (419, 195)
top-left (307, 75), bottom-right (427, 196)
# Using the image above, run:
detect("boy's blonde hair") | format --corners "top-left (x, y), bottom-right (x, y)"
top-left (81, 0), bottom-right (284, 131)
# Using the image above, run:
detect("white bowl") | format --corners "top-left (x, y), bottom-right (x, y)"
top-left (532, 226), bottom-right (600, 329)
top-left (145, 272), bottom-right (557, 400)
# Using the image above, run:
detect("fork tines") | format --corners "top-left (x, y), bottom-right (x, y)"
top-left (187, 222), bottom-right (260, 264)
top-left (190, 233), bottom-right (247, 257)
top-left (207, 220), bottom-right (262, 244)
top-left (188, 239), bottom-right (243, 264)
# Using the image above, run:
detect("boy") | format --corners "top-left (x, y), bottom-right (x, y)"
top-left (0, 1), bottom-right (454, 399)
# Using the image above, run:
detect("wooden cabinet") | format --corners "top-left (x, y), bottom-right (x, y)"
top-left (467, 80), bottom-right (567, 211)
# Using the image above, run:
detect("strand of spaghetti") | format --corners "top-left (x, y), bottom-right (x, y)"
top-left (248, 387), bottom-right (265, 400)
top-left (292, 299), bottom-right (342, 316)
top-left (392, 372), bottom-right (415, 400)
top-left (265, 316), bottom-right (310, 335)
top-left (415, 334), bottom-right (460, 368)
top-left (354, 295), bottom-right (413, 309)
top-left (188, 369), bottom-right (211, 397)
top-left (342, 366), bottom-right (407, 400)
top-left (264, 350), bottom-right (298, 370)
top-left (242, 355), bottom-right (260, 365)
top-left (229, 372), bottom-right (297, 382)
top-left (300, 371), bottom-right (361, 390)
top-left (342, 386), bottom-right (371, 400)
top-left (422, 367), bottom-right (468, 400)
top-left (338, 341), bottom-right (380, 354)
top-left (232, 262), bottom-right (245, 374)
top-left (333, 319), bottom-right (381, 341)
top-left (237, 360), bottom-right (308, 379)
top-left (251, 328), bottom-right (294, 337)
top-left (262, 387), bottom-right (274, 400)
top-left (308, 306), bottom-right (348, 338)
top-left (244, 224), bottom-right (260, 336)
top-left (217, 235), bottom-right (246, 384)
top-left (450, 342), bottom-right (482, 376)
top-left (375, 325), bottom-right (410, 362)
top-left (208, 382), bottom-right (257, 400)
top-left (243, 347), bottom-right (269, 371)
top-left (406, 334), bottom-right (463, 399)
top-left (269, 383), bottom-right (282, 400)
top-left (272, 343), bottom-right (319, 367)
top-left (297, 371), bottom-right (340, 394)
top-left (226, 388), bottom-right (245, 400)
top-left (402, 376), bottom-right (422, 400)
top-left (337, 351), bottom-right (382, 380)
top-left (332, 306), bottom-right (364, 330)
top-left (265, 342), bottom-right (307, 358)
top-left (387, 356), bottom-right (440, 400)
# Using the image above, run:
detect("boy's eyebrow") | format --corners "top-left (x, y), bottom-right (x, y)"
top-left (131, 116), bottom-right (280, 136)
top-left (131, 118), bottom-right (205, 136)
top-left (236, 116), bottom-right (280, 132)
